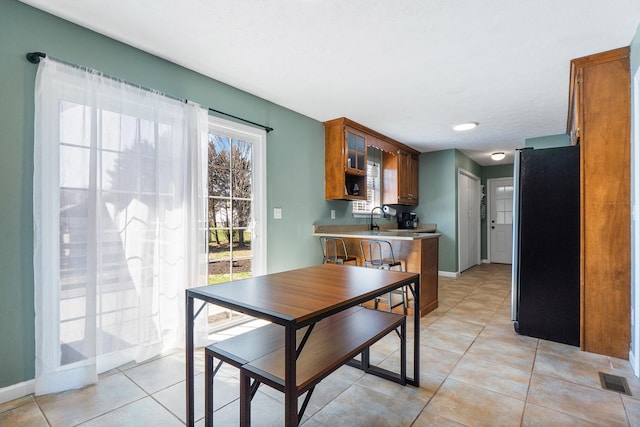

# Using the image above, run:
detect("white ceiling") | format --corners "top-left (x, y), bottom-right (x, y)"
top-left (20, 0), bottom-right (640, 165)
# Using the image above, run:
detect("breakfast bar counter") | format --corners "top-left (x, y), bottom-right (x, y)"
top-left (313, 229), bottom-right (441, 241)
top-left (313, 225), bottom-right (440, 316)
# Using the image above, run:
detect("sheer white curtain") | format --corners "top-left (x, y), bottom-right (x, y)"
top-left (33, 57), bottom-right (209, 395)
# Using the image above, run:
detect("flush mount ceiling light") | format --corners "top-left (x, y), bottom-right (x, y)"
top-left (491, 152), bottom-right (506, 161)
top-left (453, 122), bottom-right (478, 131)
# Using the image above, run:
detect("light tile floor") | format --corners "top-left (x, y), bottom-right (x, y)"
top-left (3, 264), bottom-right (640, 426)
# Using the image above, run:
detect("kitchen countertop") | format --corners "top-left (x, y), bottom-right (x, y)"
top-left (312, 229), bottom-right (441, 241)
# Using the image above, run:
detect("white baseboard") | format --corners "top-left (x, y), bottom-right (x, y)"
top-left (438, 271), bottom-right (459, 278)
top-left (0, 379), bottom-right (35, 405)
top-left (630, 350), bottom-right (639, 378)
top-left (481, 259), bottom-right (490, 264)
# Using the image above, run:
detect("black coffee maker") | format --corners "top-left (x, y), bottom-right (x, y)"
top-left (398, 212), bottom-right (417, 229)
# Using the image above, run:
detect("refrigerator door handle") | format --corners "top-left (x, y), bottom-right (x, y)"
top-left (511, 150), bottom-right (521, 322)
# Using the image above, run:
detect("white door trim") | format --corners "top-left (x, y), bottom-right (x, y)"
top-left (487, 177), bottom-right (514, 264)
top-left (208, 116), bottom-right (267, 277)
top-left (457, 168), bottom-right (481, 274)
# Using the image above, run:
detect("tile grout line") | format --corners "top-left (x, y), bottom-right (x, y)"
top-left (33, 395), bottom-right (53, 427)
top-left (519, 337), bottom-right (540, 427)
top-left (404, 273), bottom-right (478, 427)
top-left (410, 268), bottom-right (500, 427)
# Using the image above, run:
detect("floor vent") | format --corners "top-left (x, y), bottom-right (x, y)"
top-left (599, 372), bottom-right (632, 396)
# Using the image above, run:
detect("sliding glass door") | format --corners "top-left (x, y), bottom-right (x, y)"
top-left (206, 117), bottom-right (266, 329)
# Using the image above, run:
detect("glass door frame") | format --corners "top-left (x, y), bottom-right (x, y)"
top-left (208, 115), bottom-right (267, 279)
top-left (206, 116), bottom-right (267, 330)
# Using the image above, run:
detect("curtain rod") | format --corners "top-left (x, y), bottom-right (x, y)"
top-left (26, 52), bottom-right (274, 133)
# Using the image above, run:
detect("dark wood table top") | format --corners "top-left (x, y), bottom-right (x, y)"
top-left (187, 263), bottom-right (419, 326)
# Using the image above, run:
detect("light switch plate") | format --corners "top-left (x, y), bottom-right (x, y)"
top-left (273, 207), bottom-right (282, 219)
top-left (331, 210), bottom-right (335, 219)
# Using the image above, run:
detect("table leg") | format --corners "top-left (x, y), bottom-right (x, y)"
top-left (412, 279), bottom-right (420, 386)
top-left (284, 323), bottom-right (297, 427)
top-left (240, 369), bottom-right (251, 426)
top-left (186, 294), bottom-right (195, 426)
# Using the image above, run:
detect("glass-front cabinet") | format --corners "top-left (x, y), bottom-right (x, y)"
top-left (346, 127), bottom-right (367, 173)
top-left (324, 118), bottom-right (367, 201)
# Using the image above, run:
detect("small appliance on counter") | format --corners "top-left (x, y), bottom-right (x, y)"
top-left (398, 212), bottom-right (418, 229)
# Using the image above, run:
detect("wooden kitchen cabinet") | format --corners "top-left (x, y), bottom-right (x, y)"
top-left (567, 47), bottom-right (630, 359)
top-left (324, 117), bottom-right (420, 202)
top-left (382, 149), bottom-right (419, 205)
top-left (324, 118), bottom-right (368, 200)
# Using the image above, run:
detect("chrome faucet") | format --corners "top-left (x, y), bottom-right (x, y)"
top-left (370, 206), bottom-right (385, 230)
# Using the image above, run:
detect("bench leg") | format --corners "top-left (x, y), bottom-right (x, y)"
top-left (205, 353), bottom-right (213, 427)
top-left (205, 353), bottom-right (225, 426)
top-left (400, 319), bottom-right (406, 386)
top-left (240, 369), bottom-right (251, 427)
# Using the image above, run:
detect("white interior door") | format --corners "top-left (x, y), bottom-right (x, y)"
top-left (458, 170), bottom-right (481, 272)
top-left (489, 178), bottom-right (514, 264)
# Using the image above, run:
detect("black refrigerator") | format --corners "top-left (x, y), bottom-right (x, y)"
top-left (511, 145), bottom-right (580, 346)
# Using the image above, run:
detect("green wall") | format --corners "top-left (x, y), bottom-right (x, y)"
top-left (455, 150), bottom-right (483, 178)
top-left (525, 134), bottom-right (570, 149)
top-left (0, 1), bottom-right (331, 388)
top-left (415, 150), bottom-right (457, 272)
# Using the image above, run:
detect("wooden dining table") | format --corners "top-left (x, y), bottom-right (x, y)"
top-left (185, 263), bottom-right (420, 426)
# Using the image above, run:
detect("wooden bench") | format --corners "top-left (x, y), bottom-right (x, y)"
top-left (204, 306), bottom-right (405, 426)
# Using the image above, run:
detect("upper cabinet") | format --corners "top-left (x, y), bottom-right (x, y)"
top-left (324, 119), bottom-right (368, 200)
top-left (324, 117), bottom-right (420, 204)
top-left (382, 150), bottom-right (419, 205)
top-left (567, 47), bottom-right (630, 145)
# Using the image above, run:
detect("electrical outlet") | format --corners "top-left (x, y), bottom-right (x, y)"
top-left (273, 207), bottom-right (282, 219)
top-left (331, 209), bottom-right (335, 219)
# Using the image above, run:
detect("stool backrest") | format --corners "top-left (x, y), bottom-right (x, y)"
top-left (320, 236), bottom-right (349, 263)
top-left (360, 239), bottom-right (396, 267)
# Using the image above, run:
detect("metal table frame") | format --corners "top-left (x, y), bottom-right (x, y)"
top-left (185, 264), bottom-right (420, 426)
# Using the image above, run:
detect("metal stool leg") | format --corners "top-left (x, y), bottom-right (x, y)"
top-left (360, 239), bottom-right (408, 314)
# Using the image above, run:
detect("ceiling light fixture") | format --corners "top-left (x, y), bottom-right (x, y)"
top-left (491, 152), bottom-right (506, 161)
top-left (453, 122), bottom-right (478, 131)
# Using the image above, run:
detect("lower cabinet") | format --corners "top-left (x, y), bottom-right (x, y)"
top-left (341, 236), bottom-right (439, 316)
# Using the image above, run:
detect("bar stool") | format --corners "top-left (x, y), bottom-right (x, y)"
top-left (360, 239), bottom-right (407, 315)
top-left (319, 236), bottom-right (357, 265)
